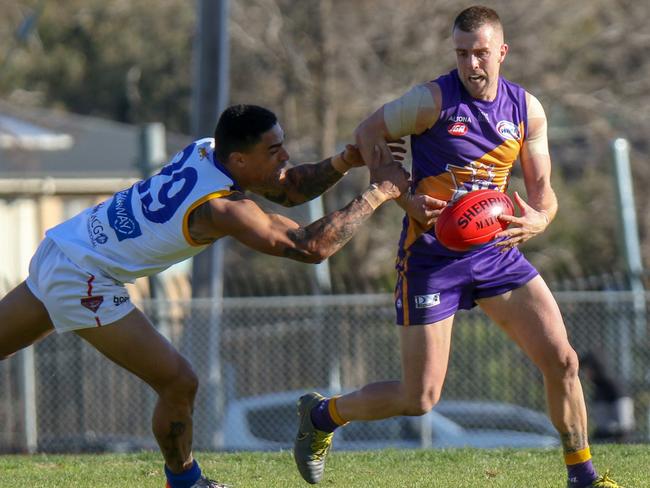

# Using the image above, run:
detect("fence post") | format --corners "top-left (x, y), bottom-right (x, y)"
top-left (21, 346), bottom-right (37, 453)
top-left (612, 138), bottom-right (646, 386)
top-left (189, 0), bottom-right (230, 449)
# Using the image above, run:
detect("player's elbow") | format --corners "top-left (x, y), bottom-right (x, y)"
top-left (354, 114), bottom-right (383, 144)
top-left (353, 121), bottom-right (367, 143)
top-left (284, 227), bottom-right (336, 263)
top-left (283, 243), bottom-right (329, 264)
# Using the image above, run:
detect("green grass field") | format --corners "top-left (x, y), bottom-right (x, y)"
top-left (0, 445), bottom-right (647, 488)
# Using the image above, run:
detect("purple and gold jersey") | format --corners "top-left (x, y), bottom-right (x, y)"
top-left (394, 71), bottom-right (539, 326)
top-left (399, 69), bottom-right (528, 257)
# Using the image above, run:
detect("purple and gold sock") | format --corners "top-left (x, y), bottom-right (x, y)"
top-left (310, 396), bottom-right (348, 433)
top-left (565, 447), bottom-right (598, 487)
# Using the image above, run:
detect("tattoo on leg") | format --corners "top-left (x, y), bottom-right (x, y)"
top-left (169, 421), bottom-right (186, 437)
top-left (163, 421), bottom-right (187, 465)
top-left (561, 430), bottom-right (588, 453)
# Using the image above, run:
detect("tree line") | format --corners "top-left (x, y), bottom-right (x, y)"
top-left (2, 0), bottom-right (648, 292)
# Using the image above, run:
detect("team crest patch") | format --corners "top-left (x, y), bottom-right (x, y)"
top-left (496, 120), bottom-right (520, 140)
top-left (415, 293), bottom-right (440, 309)
top-left (81, 296), bottom-right (104, 313)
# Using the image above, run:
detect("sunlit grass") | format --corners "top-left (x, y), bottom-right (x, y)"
top-left (0, 444), bottom-right (645, 487)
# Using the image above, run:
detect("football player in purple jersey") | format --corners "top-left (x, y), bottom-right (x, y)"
top-left (294, 6), bottom-right (620, 488)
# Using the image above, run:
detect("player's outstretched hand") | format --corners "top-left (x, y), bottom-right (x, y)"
top-left (342, 139), bottom-right (407, 167)
top-left (405, 194), bottom-right (447, 228)
top-left (495, 191), bottom-right (549, 249)
top-left (368, 145), bottom-right (410, 200)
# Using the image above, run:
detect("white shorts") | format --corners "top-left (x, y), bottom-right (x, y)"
top-left (26, 238), bottom-right (135, 333)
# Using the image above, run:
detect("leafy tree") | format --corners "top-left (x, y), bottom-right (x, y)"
top-left (2, 0), bottom-right (649, 292)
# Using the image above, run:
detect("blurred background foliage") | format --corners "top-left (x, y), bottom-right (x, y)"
top-left (1, 0), bottom-right (649, 294)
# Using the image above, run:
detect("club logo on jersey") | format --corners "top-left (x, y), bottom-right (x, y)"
top-left (445, 161), bottom-right (503, 202)
top-left (496, 120), bottom-right (520, 140)
top-left (108, 187), bottom-right (142, 241)
top-left (448, 122), bottom-right (468, 136)
top-left (81, 296), bottom-right (104, 313)
top-left (415, 293), bottom-right (440, 309)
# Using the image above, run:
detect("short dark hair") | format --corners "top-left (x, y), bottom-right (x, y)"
top-left (214, 104), bottom-right (278, 162)
top-left (453, 5), bottom-right (502, 33)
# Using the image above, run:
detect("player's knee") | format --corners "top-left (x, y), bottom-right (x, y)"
top-left (402, 389), bottom-right (441, 416)
top-left (543, 346), bottom-right (579, 381)
top-left (177, 367), bottom-right (199, 400)
top-left (159, 362), bottom-right (199, 405)
top-left (561, 348), bottom-right (580, 379)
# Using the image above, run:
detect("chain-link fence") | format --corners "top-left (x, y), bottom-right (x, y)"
top-left (1, 291), bottom-right (649, 453)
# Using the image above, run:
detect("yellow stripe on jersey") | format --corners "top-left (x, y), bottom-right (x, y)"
top-left (403, 216), bottom-right (433, 256)
top-left (182, 190), bottom-right (234, 246)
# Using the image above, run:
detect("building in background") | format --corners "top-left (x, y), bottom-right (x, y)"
top-left (0, 100), bottom-right (191, 299)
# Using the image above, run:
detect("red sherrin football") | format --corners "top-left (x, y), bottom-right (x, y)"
top-left (434, 189), bottom-right (514, 252)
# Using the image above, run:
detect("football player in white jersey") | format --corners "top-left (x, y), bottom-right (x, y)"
top-left (0, 104), bottom-right (408, 488)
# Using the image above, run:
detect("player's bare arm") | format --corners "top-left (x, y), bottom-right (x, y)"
top-left (261, 153), bottom-right (350, 207)
top-left (261, 143), bottom-right (407, 207)
top-left (354, 82), bottom-right (446, 226)
top-left (190, 153), bottom-right (409, 262)
top-left (496, 93), bottom-right (558, 249)
top-left (281, 193), bottom-right (384, 262)
top-left (282, 156), bottom-right (409, 261)
top-left (355, 82), bottom-right (441, 169)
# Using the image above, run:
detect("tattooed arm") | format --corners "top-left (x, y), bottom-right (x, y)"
top-left (190, 152), bottom-right (409, 262)
top-left (260, 143), bottom-right (407, 207)
top-left (279, 192), bottom-right (382, 262)
top-left (261, 150), bottom-right (358, 207)
top-left (190, 185), bottom-right (389, 263)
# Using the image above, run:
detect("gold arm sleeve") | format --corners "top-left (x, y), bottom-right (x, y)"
top-left (525, 93), bottom-right (549, 156)
top-left (383, 84), bottom-right (435, 139)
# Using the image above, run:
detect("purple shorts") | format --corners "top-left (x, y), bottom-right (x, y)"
top-left (395, 244), bottom-right (538, 326)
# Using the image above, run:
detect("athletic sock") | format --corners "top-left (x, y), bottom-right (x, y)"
top-left (310, 396), bottom-right (348, 432)
top-left (165, 460), bottom-right (202, 488)
top-left (565, 447), bottom-right (598, 487)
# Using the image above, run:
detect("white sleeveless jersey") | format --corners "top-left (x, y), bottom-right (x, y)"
top-left (47, 138), bottom-right (238, 283)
